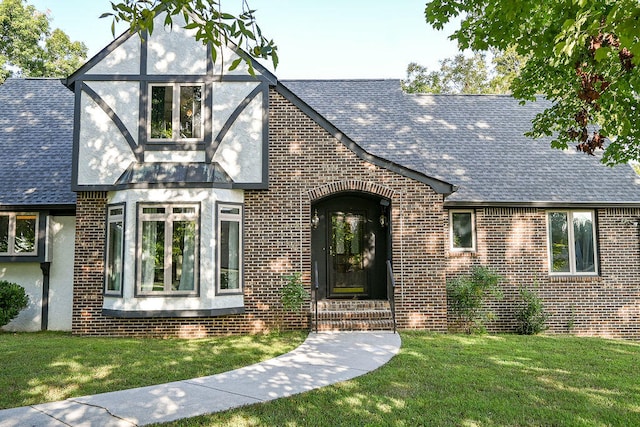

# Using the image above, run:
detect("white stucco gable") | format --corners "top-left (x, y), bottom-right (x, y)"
top-left (68, 11), bottom-right (274, 191)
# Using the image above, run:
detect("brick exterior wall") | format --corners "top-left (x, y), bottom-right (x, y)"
top-left (445, 207), bottom-right (640, 339)
top-left (71, 87), bottom-right (640, 339)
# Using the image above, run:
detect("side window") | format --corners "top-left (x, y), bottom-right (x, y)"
top-left (138, 204), bottom-right (199, 295)
top-left (548, 210), bottom-right (597, 275)
top-left (149, 84), bottom-right (203, 141)
top-left (217, 204), bottom-right (243, 294)
top-left (449, 210), bottom-right (475, 251)
top-left (0, 213), bottom-right (38, 256)
top-left (105, 205), bottom-right (125, 295)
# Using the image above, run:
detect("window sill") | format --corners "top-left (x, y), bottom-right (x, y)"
top-left (447, 250), bottom-right (477, 257)
top-left (102, 307), bottom-right (245, 318)
top-left (548, 274), bottom-right (601, 283)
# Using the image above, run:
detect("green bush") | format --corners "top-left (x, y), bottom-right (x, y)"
top-left (0, 280), bottom-right (29, 327)
top-left (447, 266), bottom-right (503, 334)
top-left (515, 286), bottom-right (549, 335)
top-left (281, 272), bottom-right (308, 312)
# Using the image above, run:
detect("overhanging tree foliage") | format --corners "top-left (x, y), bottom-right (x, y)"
top-left (104, 0), bottom-right (278, 75)
top-left (425, 0), bottom-right (640, 165)
top-left (0, 0), bottom-right (87, 82)
top-left (402, 47), bottom-right (526, 94)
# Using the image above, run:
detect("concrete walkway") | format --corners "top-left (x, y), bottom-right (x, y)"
top-left (0, 332), bottom-right (401, 427)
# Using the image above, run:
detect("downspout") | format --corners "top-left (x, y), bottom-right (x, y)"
top-left (40, 262), bottom-right (51, 331)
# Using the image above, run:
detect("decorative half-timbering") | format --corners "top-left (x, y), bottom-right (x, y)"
top-left (65, 13), bottom-right (273, 318)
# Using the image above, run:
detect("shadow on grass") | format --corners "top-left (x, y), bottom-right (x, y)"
top-left (162, 332), bottom-right (640, 426)
top-left (0, 331), bottom-right (306, 410)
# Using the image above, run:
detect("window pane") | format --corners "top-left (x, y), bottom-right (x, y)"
top-left (141, 220), bottom-right (165, 291)
top-left (14, 215), bottom-right (36, 253)
top-left (0, 215), bottom-right (8, 253)
top-left (143, 207), bottom-right (165, 214)
top-left (107, 220), bottom-right (123, 292)
top-left (549, 212), bottom-right (570, 272)
top-left (172, 220), bottom-right (196, 291)
top-left (221, 207), bottom-right (240, 215)
top-left (220, 220), bottom-right (240, 290)
top-left (179, 86), bottom-right (202, 139)
top-left (573, 212), bottom-right (595, 273)
top-left (452, 212), bottom-right (473, 249)
top-left (173, 207), bottom-right (196, 214)
top-left (151, 86), bottom-right (173, 139)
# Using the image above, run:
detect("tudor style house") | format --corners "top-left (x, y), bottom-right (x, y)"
top-left (2, 13), bottom-right (640, 339)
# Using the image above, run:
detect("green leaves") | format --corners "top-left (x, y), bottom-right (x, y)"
top-left (425, 0), bottom-right (640, 166)
top-left (104, 0), bottom-right (278, 75)
top-left (0, 0), bottom-right (87, 81)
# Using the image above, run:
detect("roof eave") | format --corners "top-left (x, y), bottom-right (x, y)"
top-left (443, 200), bottom-right (640, 208)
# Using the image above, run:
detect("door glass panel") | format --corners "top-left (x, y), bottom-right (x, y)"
top-left (329, 212), bottom-right (366, 294)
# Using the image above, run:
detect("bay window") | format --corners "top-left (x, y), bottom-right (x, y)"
top-left (217, 204), bottom-right (243, 294)
top-left (149, 83), bottom-right (203, 141)
top-left (548, 210), bottom-right (597, 275)
top-left (138, 204), bottom-right (199, 295)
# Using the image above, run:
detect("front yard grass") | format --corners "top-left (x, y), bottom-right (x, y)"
top-left (0, 331), bottom-right (306, 410)
top-left (159, 332), bottom-right (640, 426)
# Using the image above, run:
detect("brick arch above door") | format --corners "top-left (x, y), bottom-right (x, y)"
top-left (307, 180), bottom-right (395, 202)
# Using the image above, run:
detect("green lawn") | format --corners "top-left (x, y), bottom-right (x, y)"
top-left (0, 331), bottom-right (306, 409)
top-left (157, 332), bottom-right (640, 427)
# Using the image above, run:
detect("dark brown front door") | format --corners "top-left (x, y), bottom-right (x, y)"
top-left (328, 210), bottom-right (368, 296)
top-left (311, 193), bottom-right (390, 300)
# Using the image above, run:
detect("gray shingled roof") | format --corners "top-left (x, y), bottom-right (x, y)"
top-left (283, 79), bottom-right (640, 205)
top-left (0, 78), bottom-right (75, 207)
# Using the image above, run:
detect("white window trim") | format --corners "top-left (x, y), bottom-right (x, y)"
top-left (449, 209), bottom-right (476, 252)
top-left (105, 204), bottom-right (125, 296)
top-left (547, 210), bottom-right (599, 276)
top-left (136, 203), bottom-right (200, 296)
top-left (0, 212), bottom-right (39, 256)
top-left (147, 83), bottom-right (204, 142)
top-left (216, 203), bottom-right (243, 295)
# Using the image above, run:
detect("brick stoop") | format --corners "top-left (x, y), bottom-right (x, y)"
top-left (312, 300), bottom-right (395, 332)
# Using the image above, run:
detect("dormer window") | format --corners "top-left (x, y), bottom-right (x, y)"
top-left (149, 83), bottom-right (203, 141)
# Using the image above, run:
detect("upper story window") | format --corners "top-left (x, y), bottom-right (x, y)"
top-left (105, 205), bottom-right (125, 296)
top-left (449, 210), bottom-right (476, 252)
top-left (138, 203), bottom-right (200, 295)
top-left (0, 213), bottom-right (38, 256)
top-left (547, 210), bottom-right (597, 275)
top-left (149, 84), bottom-right (203, 141)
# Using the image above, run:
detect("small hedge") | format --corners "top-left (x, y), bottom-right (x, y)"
top-left (0, 280), bottom-right (29, 327)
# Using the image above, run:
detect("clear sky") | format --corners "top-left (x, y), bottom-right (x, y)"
top-left (28, 0), bottom-right (461, 79)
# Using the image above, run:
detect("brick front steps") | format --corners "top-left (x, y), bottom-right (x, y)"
top-left (312, 300), bottom-right (395, 332)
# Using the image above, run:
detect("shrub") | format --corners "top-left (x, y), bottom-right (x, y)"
top-left (281, 272), bottom-right (308, 312)
top-left (447, 266), bottom-right (503, 334)
top-left (515, 286), bottom-right (549, 335)
top-left (0, 280), bottom-right (29, 327)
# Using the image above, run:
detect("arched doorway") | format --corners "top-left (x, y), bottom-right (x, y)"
top-left (311, 193), bottom-right (390, 300)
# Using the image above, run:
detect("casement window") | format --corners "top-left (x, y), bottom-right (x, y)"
top-left (105, 205), bottom-right (125, 295)
top-left (138, 204), bottom-right (199, 295)
top-left (149, 83), bottom-right (203, 141)
top-left (547, 210), bottom-right (597, 275)
top-left (0, 212), bottom-right (38, 256)
top-left (217, 204), bottom-right (243, 294)
top-left (449, 210), bottom-right (476, 251)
